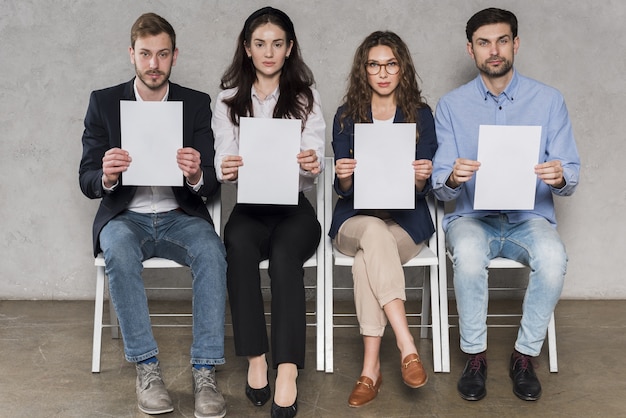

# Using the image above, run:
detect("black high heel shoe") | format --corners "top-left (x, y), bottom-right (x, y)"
top-left (270, 399), bottom-right (297, 418)
top-left (245, 381), bottom-right (272, 406)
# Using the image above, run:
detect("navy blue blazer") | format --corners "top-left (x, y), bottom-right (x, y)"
top-left (79, 79), bottom-right (220, 256)
top-left (328, 105), bottom-right (438, 244)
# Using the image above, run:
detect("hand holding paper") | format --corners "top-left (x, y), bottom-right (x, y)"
top-left (102, 147), bottom-right (132, 188)
top-left (448, 158), bottom-right (481, 188)
top-left (413, 159), bottom-right (433, 192)
top-left (297, 149), bottom-right (320, 174)
top-left (220, 155), bottom-right (243, 181)
top-left (535, 160), bottom-right (565, 188)
top-left (177, 147), bottom-right (202, 185)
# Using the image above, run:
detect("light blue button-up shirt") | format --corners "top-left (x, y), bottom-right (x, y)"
top-left (432, 70), bottom-right (580, 230)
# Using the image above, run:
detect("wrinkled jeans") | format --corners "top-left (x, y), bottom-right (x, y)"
top-left (446, 215), bottom-right (567, 356)
top-left (99, 210), bottom-right (227, 365)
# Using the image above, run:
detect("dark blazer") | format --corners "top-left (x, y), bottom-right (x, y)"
top-left (79, 79), bottom-right (220, 256)
top-left (328, 105), bottom-right (438, 244)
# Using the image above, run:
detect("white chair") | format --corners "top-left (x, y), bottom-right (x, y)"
top-left (91, 194), bottom-right (221, 373)
top-left (92, 172), bottom-right (327, 373)
top-left (323, 158), bottom-right (447, 373)
top-left (439, 256), bottom-right (558, 373)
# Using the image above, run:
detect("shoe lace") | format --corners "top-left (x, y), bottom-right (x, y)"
top-left (469, 353), bottom-right (487, 372)
top-left (194, 368), bottom-right (218, 393)
top-left (513, 354), bottom-right (533, 372)
top-left (137, 362), bottom-right (163, 390)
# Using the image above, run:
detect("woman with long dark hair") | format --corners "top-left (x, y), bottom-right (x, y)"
top-left (212, 7), bottom-right (325, 418)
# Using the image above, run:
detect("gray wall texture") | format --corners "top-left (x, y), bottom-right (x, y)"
top-left (1, 0), bottom-right (624, 299)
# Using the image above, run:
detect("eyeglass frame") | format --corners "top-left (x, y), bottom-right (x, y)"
top-left (365, 60), bottom-right (401, 75)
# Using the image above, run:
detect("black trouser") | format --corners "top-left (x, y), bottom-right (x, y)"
top-left (225, 192), bottom-right (321, 369)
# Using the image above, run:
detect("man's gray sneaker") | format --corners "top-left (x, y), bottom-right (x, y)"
top-left (192, 367), bottom-right (226, 418)
top-left (135, 361), bottom-right (174, 415)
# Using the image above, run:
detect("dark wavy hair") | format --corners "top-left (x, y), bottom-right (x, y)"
top-left (465, 8), bottom-right (518, 42)
top-left (219, 6), bottom-right (315, 127)
top-left (338, 31), bottom-right (427, 138)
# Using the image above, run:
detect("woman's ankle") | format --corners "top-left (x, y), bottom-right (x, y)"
top-left (247, 354), bottom-right (268, 388)
top-left (274, 363), bottom-right (298, 406)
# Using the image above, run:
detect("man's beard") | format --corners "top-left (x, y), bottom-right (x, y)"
top-left (478, 57), bottom-right (513, 78)
top-left (135, 68), bottom-right (170, 91)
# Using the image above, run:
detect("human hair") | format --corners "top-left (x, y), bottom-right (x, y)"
top-left (465, 8), bottom-right (518, 42)
top-left (130, 13), bottom-right (176, 51)
top-left (219, 6), bottom-right (315, 126)
top-left (339, 31), bottom-right (427, 136)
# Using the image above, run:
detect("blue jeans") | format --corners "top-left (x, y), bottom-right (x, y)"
top-left (446, 215), bottom-right (567, 356)
top-left (99, 210), bottom-right (227, 365)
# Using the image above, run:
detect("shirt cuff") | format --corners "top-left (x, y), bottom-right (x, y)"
top-left (102, 176), bottom-right (118, 192)
top-left (186, 172), bottom-right (204, 191)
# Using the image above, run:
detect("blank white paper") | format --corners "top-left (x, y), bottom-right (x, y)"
top-left (120, 101), bottom-right (183, 186)
top-left (474, 125), bottom-right (541, 210)
top-left (237, 117), bottom-right (301, 205)
top-left (354, 123), bottom-right (416, 209)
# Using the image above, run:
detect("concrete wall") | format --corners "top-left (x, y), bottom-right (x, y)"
top-left (1, 0), bottom-right (624, 299)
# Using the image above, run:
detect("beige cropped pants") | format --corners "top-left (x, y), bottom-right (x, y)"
top-left (334, 215), bottom-right (424, 337)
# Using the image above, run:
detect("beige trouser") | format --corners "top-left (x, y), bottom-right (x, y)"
top-left (334, 215), bottom-right (424, 337)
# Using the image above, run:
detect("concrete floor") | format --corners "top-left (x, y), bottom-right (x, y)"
top-left (1, 299), bottom-right (625, 418)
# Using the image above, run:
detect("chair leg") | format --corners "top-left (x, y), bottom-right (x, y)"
top-left (429, 266), bottom-right (442, 373)
top-left (438, 264), bottom-right (451, 373)
top-left (324, 242), bottom-right (334, 373)
top-left (315, 246), bottom-right (325, 372)
top-left (420, 270), bottom-right (431, 340)
top-left (548, 312), bottom-right (558, 372)
top-left (92, 266), bottom-right (105, 373)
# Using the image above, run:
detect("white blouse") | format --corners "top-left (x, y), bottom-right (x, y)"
top-left (211, 85), bottom-right (326, 192)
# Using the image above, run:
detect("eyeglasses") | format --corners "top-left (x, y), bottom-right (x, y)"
top-left (365, 61), bottom-right (400, 75)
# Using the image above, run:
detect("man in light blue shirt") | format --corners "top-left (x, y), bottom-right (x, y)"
top-left (432, 8), bottom-right (580, 402)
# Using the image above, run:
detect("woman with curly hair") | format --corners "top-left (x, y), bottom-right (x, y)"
top-left (328, 31), bottom-right (437, 407)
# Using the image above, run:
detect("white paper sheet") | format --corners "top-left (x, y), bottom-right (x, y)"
top-left (237, 117), bottom-right (301, 204)
top-left (474, 125), bottom-right (542, 210)
top-left (120, 101), bottom-right (183, 186)
top-left (353, 123), bottom-right (416, 209)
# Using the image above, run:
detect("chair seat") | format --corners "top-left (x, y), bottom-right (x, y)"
top-left (95, 254), bottom-right (185, 269)
top-left (92, 176), bottom-right (326, 373)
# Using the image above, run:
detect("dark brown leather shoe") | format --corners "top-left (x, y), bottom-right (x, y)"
top-left (401, 353), bottom-right (428, 388)
top-left (348, 375), bottom-right (382, 407)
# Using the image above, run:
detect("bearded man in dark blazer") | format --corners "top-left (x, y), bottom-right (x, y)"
top-left (79, 13), bottom-right (227, 418)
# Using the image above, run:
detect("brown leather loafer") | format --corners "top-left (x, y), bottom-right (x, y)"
top-left (401, 353), bottom-right (428, 388)
top-left (348, 375), bottom-right (382, 407)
